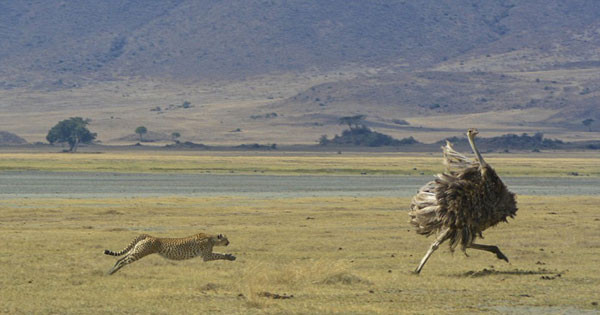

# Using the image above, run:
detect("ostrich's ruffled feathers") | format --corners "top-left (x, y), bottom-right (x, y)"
top-left (409, 141), bottom-right (517, 251)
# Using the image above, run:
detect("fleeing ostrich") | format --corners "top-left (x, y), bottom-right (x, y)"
top-left (409, 128), bottom-right (517, 274)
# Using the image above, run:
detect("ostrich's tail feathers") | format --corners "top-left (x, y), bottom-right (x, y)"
top-left (409, 181), bottom-right (443, 235)
top-left (442, 140), bottom-right (476, 172)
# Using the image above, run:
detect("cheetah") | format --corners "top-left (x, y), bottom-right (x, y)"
top-left (104, 233), bottom-right (236, 275)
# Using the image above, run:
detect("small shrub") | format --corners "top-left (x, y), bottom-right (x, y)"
top-left (392, 119), bottom-right (409, 125)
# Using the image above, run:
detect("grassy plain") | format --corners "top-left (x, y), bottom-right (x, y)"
top-left (1, 152), bottom-right (599, 314)
top-left (1, 195), bottom-right (599, 314)
top-left (1, 151), bottom-right (599, 177)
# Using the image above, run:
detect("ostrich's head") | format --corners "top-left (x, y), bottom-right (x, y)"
top-left (467, 128), bottom-right (479, 139)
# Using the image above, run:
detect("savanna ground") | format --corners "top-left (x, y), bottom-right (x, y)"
top-left (1, 151), bottom-right (599, 314)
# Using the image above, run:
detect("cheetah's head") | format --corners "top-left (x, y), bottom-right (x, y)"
top-left (213, 233), bottom-right (230, 246)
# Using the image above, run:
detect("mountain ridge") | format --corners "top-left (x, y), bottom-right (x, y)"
top-left (0, 1), bottom-right (599, 144)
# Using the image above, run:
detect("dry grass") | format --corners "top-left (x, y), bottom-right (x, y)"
top-left (1, 195), bottom-right (599, 314)
top-left (0, 73), bottom-right (361, 145)
top-left (1, 151), bottom-right (599, 176)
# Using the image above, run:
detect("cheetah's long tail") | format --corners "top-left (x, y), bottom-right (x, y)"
top-left (104, 234), bottom-right (150, 256)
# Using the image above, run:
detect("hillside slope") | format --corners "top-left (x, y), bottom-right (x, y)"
top-left (0, 0), bottom-right (517, 86)
top-left (0, 0), bottom-right (599, 144)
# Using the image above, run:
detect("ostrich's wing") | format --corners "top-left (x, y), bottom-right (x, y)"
top-left (409, 141), bottom-right (484, 239)
top-left (409, 180), bottom-right (444, 236)
top-left (442, 141), bottom-right (478, 172)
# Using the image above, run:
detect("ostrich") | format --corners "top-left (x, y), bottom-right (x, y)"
top-left (409, 128), bottom-right (517, 274)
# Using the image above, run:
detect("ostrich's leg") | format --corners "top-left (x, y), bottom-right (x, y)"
top-left (468, 243), bottom-right (509, 262)
top-left (414, 228), bottom-right (451, 274)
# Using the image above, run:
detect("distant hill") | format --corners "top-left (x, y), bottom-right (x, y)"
top-left (271, 69), bottom-right (600, 124)
top-left (0, 0), bottom-right (570, 86)
top-left (1, 1), bottom-right (599, 144)
top-left (0, 131), bottom-right (27, 145)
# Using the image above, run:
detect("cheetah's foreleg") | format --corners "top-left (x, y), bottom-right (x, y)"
top-left (203, 252), bottom-right (236, 261)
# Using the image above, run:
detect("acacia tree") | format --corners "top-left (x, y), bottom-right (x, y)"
top-left (338, 115), bottom-right (366, 130)
top-left (171, 132), bottom-right (181, 143)
top-left (135, 126), bottom-right (148, 141)
top-left (582, 118), bottom-right (594, 132)
top-left (46, 117), bottom-right (97, 152)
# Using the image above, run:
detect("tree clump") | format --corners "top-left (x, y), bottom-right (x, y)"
top-left (320, 126), bottom-right (418, 147)
top-left (46, 117), bottom-right (97, 152)
top-left (171, 132), bottom-right (181, 143)
top-left (319, 115), bottom-right (418, 147)
top-left (582, 118), bottom-right (594, 132)
top-left (135, 126), bottom-right (148, 142)
top-left (442, 132), bottom-right (564, 151)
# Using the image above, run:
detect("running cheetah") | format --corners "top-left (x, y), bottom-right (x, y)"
top-left (104, 233), bottom-right (236, 275)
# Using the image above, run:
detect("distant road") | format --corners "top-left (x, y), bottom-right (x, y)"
top-left (0, 171), bottom-right (598, 199)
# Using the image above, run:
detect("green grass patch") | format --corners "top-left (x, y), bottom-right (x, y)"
top-left (1, 152), bottom-right (599, 177)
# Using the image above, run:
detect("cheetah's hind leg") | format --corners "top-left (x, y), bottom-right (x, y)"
top-left (107, 255), bottom-right (131, 275)
top-left (107, 239), bottom-right (153, 275)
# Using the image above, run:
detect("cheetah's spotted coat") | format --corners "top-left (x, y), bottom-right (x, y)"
top-left (104, 233), bottom-right (235, 275)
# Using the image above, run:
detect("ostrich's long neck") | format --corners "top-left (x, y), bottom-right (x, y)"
top-left (468, 135), bottom-right (487, 168)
